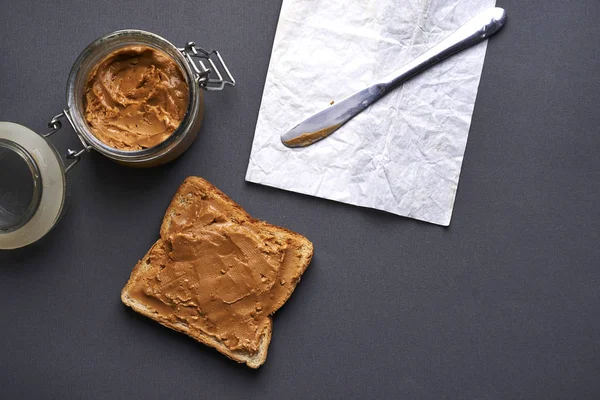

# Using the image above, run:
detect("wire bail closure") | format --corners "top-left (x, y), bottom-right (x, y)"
top-left (180, 42), bottom-right (236, 91)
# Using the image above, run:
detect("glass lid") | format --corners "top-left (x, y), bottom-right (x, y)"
top-left (0, 122), bottom-right (67, 249)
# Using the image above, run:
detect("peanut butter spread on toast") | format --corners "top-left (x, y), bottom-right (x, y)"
top-left (127, 181), bottom-right (305, 354)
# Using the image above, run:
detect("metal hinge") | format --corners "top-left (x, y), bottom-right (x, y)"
top-left (42, 111), bottom-right (91, 173)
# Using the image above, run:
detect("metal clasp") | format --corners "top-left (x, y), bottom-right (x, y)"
top-left (42, 111), bottom-right (91, 173)
top-left (179, 42), bottom-right (236, 91)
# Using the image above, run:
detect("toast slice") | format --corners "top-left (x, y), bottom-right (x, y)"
top-left (121, 177), bottom-right (313, 368)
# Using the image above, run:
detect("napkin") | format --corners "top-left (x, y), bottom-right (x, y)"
top-left (246, 0), bottom-right (496, 226)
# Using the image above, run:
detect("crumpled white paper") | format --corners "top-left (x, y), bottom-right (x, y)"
top-left (246, 0), bottom-right (496, 226)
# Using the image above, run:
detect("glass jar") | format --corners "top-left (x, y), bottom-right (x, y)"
top-left (0, 30), bottom-right (235, 249)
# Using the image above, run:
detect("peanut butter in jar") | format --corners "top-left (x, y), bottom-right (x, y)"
top-left (84, 45), bottom-right (190, 152)
top-left (62, 30), bottom-right (233, 167)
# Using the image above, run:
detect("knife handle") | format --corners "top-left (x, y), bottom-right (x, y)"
top-left (382, 7), bottom-right (507, 91)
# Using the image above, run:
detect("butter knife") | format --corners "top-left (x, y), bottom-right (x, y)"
top-left (281, 7), bottom-right (507, 148)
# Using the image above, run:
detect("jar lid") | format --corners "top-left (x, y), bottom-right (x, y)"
top-left (0, 122), bottom-right (67, 249)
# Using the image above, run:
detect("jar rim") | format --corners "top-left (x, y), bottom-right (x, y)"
top-left (65, 29), bottom-right (200, 163)
top-left (0, 138), bottom-right (43, 233)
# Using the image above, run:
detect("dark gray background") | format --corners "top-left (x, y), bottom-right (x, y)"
top-left (1, 0), bottom-right (599, 398)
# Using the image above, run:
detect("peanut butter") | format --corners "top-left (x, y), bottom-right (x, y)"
top-left (128, 185), bottom-right (302, 354)
top-left (283, 123), bottom-right (342, 147)
top-left (83, 45), bottom-right (189, 151)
